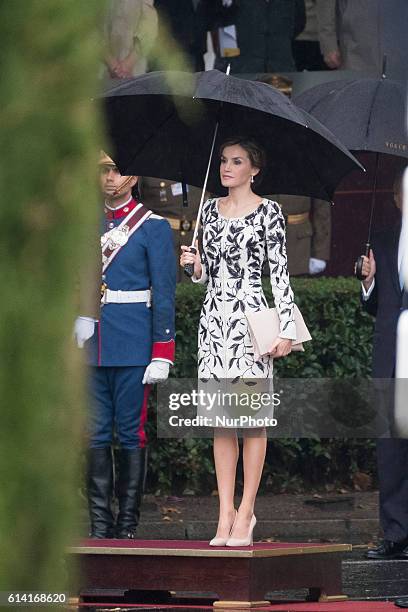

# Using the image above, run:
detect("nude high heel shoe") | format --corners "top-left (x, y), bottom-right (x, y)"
top-left (226, 514), bottom-right (256, 547)
top-left (209, 509), bottom-right (238, 546)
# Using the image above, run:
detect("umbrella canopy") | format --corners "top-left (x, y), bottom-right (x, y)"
top-left (294, 77), bottom-right (408, 158)
top-left (295, 75), bottom-right (408, 276)
top-left (101, 70), bottom-right (363, 201)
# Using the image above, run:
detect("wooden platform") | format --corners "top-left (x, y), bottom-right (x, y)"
top-left (66, 602), bottom-right (400, 611)
top-left (68, 539), bottom-right (352, 609)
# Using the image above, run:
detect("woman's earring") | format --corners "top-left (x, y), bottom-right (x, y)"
top-left (250, 175), bottom-right (254, 184)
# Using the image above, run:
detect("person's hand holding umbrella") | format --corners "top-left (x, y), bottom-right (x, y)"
top-left (356, 249), bottom-right (376, 292)
top-left (180, 240), bottom-right (201, 280)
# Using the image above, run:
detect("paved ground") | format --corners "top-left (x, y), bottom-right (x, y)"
top-left (80, 491), bottom-right (380, 544)
top-left (131, 491), bottom-right (380, 545)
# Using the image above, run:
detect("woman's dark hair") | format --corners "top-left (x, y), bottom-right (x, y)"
top-left (219, 138), bottom-right (266, 184)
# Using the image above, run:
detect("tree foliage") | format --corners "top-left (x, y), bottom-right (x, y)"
top-left (0, 0), bottom-right (102, 594)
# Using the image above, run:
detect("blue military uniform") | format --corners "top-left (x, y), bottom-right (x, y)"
top-left (85, 192), bottom-right (176, 539)
top-left (86, 196), bottom-right (176, 445)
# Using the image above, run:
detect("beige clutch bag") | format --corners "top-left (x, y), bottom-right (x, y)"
top-left (246, 304), bottom-right (312, 359)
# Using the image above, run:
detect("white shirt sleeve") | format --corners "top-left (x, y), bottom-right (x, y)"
top-left (361, 279), bottom-right (375, 300)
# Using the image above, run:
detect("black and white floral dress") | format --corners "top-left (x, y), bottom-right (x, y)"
top-left (192, 197), bottom-right (296, 381)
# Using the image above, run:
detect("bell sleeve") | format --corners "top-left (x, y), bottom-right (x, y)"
top-left (266, 201), bottom-right (297, 340)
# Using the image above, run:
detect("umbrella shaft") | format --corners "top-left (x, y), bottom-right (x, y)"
top-left (366, 152), bottom-right (380, 246)
top-left (191, 120), bottom-right (220, 247)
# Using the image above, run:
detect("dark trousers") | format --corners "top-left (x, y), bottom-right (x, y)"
top-left (292, 40), bottom-right (327, 71)
top-left (88, 366), bottom-right (151, 449)
top-left (377, 437), bottom-right (408, 542)
top-left (374, 374), bottom-right (408, 542)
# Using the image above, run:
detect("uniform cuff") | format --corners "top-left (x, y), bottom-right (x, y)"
top-left (151, 358), bottom-right (173, 365)
top-left (152, 339), bottom-right (175, 364)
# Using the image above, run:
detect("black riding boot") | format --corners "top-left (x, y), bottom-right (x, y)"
top-left (115, 447), bottom-right (147, 538)
top-left (87, 447), bottom-right (115, 538)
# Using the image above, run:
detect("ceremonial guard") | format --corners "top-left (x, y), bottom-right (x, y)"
top-left (75, 152), bottom-right (176, 539)
top-left (139, 176), bottom-right (206, 282)
top-left (269, 194), bottom-right (331, 275)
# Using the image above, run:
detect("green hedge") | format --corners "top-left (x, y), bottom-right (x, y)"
top-left (146, 277), bottom-right (377, 495)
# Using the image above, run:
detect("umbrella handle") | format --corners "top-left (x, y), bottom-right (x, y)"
top-left (355, 242), bottom-right (370, 280)
top-left (183, 246), bottom-right (197, 278)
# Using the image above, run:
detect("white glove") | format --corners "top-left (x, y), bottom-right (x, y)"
top-left (73, 316), bottom-right (96, 348)
top-left (309, 258), bottom-right (327, 275)
top-left (222, 0), bottom-right (233, 6)
top-left (142, 360), bottom-right (170, 385)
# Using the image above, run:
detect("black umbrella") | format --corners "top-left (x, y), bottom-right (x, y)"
top-left (294, 74), bottom-right (408, 277)
top-left (294, 76), bottom-right (408, 158)
top-left (102, 69), bottom-right (363, 201)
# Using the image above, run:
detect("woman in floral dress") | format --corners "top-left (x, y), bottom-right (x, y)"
top-left (180, 138), bottom-right (296, 546)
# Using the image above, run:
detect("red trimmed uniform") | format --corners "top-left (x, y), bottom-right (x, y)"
top-left (84, 197), bottom-right (176, 538)
top-left (86, 197), bottom-right (176, 446)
